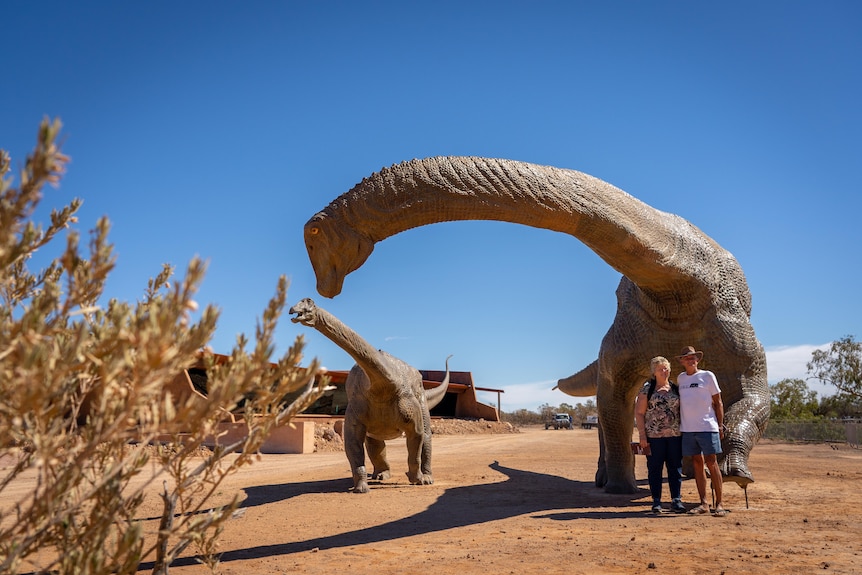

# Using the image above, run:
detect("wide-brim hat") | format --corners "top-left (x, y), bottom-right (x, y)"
top-left (676, 346), bottom-right (704, 360)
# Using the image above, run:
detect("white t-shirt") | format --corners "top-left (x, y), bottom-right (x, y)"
top-left (677, 369), bottom-right (721, 432)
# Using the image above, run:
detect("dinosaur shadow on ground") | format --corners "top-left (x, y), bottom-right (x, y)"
top-left (150, 460), bottom-right (653, 569)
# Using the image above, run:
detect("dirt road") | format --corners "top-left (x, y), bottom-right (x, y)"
top-left (130, 424), bottom-right (862, 575)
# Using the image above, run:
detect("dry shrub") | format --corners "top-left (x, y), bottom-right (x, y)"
top-left (0, 119), bottom-right (325, 574)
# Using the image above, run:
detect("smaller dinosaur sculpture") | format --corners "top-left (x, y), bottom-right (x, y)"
top-left (289, 298), bottom-right (451, 493)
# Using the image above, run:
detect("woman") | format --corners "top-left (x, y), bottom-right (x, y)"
top-left (635, 356), bottom-right (685, 513)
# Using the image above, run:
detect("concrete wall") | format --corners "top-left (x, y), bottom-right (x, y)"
top-left (202, 419), bottom-right (316, 454)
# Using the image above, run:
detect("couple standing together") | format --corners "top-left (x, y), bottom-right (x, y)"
top-left (634, 346), bottom-right (728, 517)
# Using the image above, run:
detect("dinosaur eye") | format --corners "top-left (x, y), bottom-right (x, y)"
top-left (309, 227), bottom-right (320, 236)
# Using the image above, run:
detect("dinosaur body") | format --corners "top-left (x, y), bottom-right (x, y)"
top-left (289, 298), bottom-right (450, 493)
top-left (302, 156), bottom-right (769, 494)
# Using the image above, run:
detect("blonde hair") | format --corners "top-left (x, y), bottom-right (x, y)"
top-left (650, 356), bottom-right (670, 375)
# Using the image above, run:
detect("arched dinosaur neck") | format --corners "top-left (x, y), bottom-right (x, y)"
top-left (326, 156), bottom-right (711, 292)
top-left (310, 307), bottom-right (391, 381)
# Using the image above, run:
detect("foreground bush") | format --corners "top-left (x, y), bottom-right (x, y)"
top-left (0, 119), bottom-right (324, 574)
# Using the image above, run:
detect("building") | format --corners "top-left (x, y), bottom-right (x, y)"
top-left (299, 367), bottom-right (502, 421)
top-left (164, 353), bottom-right (503, 454)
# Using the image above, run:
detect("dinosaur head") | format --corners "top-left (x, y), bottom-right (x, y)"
top-left (288, 298), bottom-right (318, 326)
top-left (304, 212), bottom-right (374, 298)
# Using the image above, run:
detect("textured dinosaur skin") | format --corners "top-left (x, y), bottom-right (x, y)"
top-left (302, 156), bottom-right (770, 494)
top-left (289, 298), bottom-right (450, 493)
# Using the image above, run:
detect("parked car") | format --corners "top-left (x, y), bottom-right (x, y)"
top-left (545, 413), bottom-right (573, 430)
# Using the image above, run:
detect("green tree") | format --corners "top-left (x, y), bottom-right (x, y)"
top-left (0, 119), bottom-right (325, 574)
top-left (501, 408), bottom-right (542, 426)
top-left (570, 399), bottom-right (597, 425)
top-left (808, 335), bottom-right (862, 399)
top-left (538, 403), bottom-right (556, 421)
top-left (558, 402), bottom-right (575, 414)
top-left (817, 393), bottom-right (862, 419)
top-left (769, 378), bottom-right (819, 420)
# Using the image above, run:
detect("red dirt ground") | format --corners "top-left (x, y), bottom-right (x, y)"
top-left (6, 422), bottom-right (862, 574)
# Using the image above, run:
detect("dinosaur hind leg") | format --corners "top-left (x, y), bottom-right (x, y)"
top-left (404, 432), bottom-right (432, 485)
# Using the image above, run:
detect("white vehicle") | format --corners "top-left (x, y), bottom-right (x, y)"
top-left (581, 415), bottom-right (598, 429)
top-left (546, 413), bottom-right (573, 430)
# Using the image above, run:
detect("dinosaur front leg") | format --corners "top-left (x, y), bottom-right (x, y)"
top-left (417, 405), bottom-right (435, 480)
top-left (594, 423), bottom-right (609, 487)
top-left (597, 388), bottom-right (638, 494)
top-left (343, 418), bottom-right (370, 493)
top-left (404, 431), bottom-right (431, 485)
top-left (366, 436), bottom-right (391, 481)
top-left (721, 393), bottom-right (769, 483)
top-left (420, 425), bottom-right (433, 480)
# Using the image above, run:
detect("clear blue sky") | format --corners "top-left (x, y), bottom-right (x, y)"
top-left (3, 2), bottom-right (859, 411)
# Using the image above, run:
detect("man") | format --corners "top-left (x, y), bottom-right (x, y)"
top-left (677, 345), bottom-right (727, 517)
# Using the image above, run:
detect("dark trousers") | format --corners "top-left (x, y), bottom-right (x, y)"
top-left (646, 435), bottom-right (683, 503)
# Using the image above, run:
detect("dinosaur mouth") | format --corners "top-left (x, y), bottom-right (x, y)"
top-left (287, 307), bottom-right (306, 324)
top-left (316, 272), bottom-right (343, 299)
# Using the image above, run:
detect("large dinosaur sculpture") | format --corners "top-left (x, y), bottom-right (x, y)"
top-left (288, 297), bottom-right (451, 493)
top-left (301, 156), bottom-right (770, 494)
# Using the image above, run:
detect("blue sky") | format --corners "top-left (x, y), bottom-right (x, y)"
top-left (3, 2), bottom-right (859, 411)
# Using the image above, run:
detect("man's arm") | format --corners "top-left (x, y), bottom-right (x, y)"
top-left (712, 393), bottom-right (725, 438)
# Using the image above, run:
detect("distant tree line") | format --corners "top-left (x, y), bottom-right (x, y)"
top-left (502, 399), bottom-right (597, 426)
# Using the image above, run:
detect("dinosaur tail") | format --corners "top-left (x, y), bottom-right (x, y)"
top-left (425, 355), bottom-right (452, 410)
top-left (555, 360), bottom-right (599, 397)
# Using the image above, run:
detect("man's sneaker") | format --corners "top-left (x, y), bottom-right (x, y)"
top-left (651, 503), bottom-right (663, 513)
top-left (671, 499), bottom-right (686, 513)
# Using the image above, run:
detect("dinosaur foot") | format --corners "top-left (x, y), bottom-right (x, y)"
top-left (719, 455), bottom-right (754, 485)
top-left (351, 481), bottom-right (370, 494)
top-left (352, 466), bottom-right (370, 493)
top-left (371, 470), bottom-right (391, 481)
top-left (603, 479), bottom-right (639, 494)
top-left (724, 468), bottom-right (754, 486)
top-left (595, 466), bottom-right (638, 493)
top-left (406, 472), bottom-right (434, 485)
top-left (594, 467), bottom-right (607, 488)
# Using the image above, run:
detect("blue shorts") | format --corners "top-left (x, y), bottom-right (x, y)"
top-left (682, 431), bottom-right (722, 457)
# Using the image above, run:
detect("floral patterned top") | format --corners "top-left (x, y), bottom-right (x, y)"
top-left (639, 380), bottom-right (681, 438)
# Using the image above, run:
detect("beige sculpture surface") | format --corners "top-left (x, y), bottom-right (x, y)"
top-left (289, 297), bottom-right (450, 493)
top-left (303, 156), bottom-right (769, 493)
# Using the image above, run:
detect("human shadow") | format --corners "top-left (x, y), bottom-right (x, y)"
top-left (143, 460), bottom-right (649, 569)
